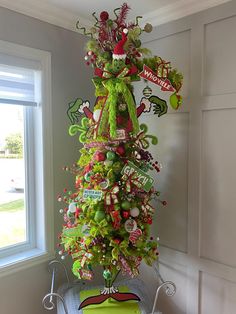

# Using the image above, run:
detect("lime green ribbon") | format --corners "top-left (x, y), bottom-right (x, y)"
top-left (110, 239), bottom-right (129, 260)
top-left (100, 78), bottom-right (139, 138)
top-left (135, 124), bottom-right (158, 149)
top-left (90, 219), bottom-right (109, 237)
top-left (68, 117), bottom-right (90, 143)
top-left (93, 68), bottom-right (139, 138)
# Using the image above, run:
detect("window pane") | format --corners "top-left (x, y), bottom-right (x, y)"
top-left (0, 105), bottom-right (26, 249)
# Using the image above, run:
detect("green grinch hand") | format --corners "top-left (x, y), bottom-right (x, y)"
top-left (67, 98), bottom-right (91, 124)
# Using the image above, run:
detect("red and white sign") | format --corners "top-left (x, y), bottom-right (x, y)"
top-left (139, 65), bottom-right (175, 92)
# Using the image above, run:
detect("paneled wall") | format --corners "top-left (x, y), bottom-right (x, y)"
top-left (137, 1), bottom-right (236, 313)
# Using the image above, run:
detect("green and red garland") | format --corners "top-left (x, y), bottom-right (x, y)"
top-left (57, 3), bottom-right (183, 310)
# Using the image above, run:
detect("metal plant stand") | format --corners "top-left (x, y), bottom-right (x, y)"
top-left (42, 260), bottom-right (176, 314)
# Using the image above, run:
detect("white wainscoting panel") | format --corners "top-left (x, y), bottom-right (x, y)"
top-left (140, 113), bottom-right (189, 253)
top-left (200, 108), bottom-right (236, 267)
top-left (204, 15), bottom-right (236, 96)
top-left (199, 271), bottom-right (236, 314)
top-left (158, 262), bottom-right (188, 314)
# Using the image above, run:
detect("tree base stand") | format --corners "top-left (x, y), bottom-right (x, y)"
top-left (78, 286), bottom-right (140, 310)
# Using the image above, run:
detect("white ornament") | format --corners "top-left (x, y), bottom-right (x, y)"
top-left (88, 51), bottom-right (93, 56)
top-left (93, 109), bottom-right (101, 122)
top-left (58, 250), bottom-right (63, 255)
top-left (84, 56), bottom-right (88, 60)
top-left (125, 218), bottom-right (137, 233)
top-left (123, 28), bottom-right (128, 34)
top-left (59, 209), bottom-right (64, 214)
top-left (130, 207), bottom-right (140, 217)
top-left (99, 179), bottom-right (109, 190)
top-left (68, 202), bottom-right (77, 213)
top-left (61, 255), bottom-right (65, 260)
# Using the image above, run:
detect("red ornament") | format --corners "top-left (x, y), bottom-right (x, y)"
top-left (113, 238), bottom-right (121, 245)
top-left (100, 11), bottom-right (109, 22)
top-left (116, 145), bottom-right (125, 156)
top-left (147, 217), bottom-right (152, 224)
top-left (94, 151), bottom-right (106, 162)
top-left (122, 211), bottom-right (130, 219)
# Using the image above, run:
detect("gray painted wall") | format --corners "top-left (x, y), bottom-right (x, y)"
top-left (0, 6), bottom-right (93, 314)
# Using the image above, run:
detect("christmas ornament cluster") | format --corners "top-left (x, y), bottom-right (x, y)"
top-left (57, 3), bottom-right (183, 299)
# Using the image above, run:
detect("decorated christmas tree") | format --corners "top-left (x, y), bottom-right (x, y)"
top-left (57, 3), bottom-right (183, 310)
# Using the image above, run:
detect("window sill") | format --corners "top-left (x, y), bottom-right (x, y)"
top-left (0, 248), bottom-right (55, 278)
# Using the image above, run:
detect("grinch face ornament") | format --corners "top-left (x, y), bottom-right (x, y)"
top-left (112, 58), bottom-right (126, 72)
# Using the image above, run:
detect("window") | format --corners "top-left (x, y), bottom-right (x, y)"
top-left (0, 40), bottom-right (53, 272)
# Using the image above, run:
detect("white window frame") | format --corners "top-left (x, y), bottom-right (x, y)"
top-left (0, 40), bottom-right (54, 276)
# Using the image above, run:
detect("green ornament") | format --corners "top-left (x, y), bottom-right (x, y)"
top-left (103, 269), bottom-right (112, 280)
top-left (169, 93), bottom-right (182, 110)
top-left (94, 210), bottom-right (105, 223)
top-left (106, 151), bottom-right (116, 161)
top-left (121, 200), bottom-right (131, 210)
top-left (114, 204), bottom-right (120, 210)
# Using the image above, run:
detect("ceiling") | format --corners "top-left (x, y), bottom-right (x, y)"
top-left (0, 0), bottom-right (231, 32)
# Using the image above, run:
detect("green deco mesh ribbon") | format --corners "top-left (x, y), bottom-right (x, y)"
top-left (93, 75), bottom-right (139, 138)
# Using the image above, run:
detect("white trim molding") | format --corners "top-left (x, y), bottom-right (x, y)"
top-left (141, 0), bottom-right (231, 26)
top-left (0, 0), bottom-right (231, 32)
top-left (0, 39), bottom-right (54, 275)
top-left (0, 0), bottom-right (92, 31)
